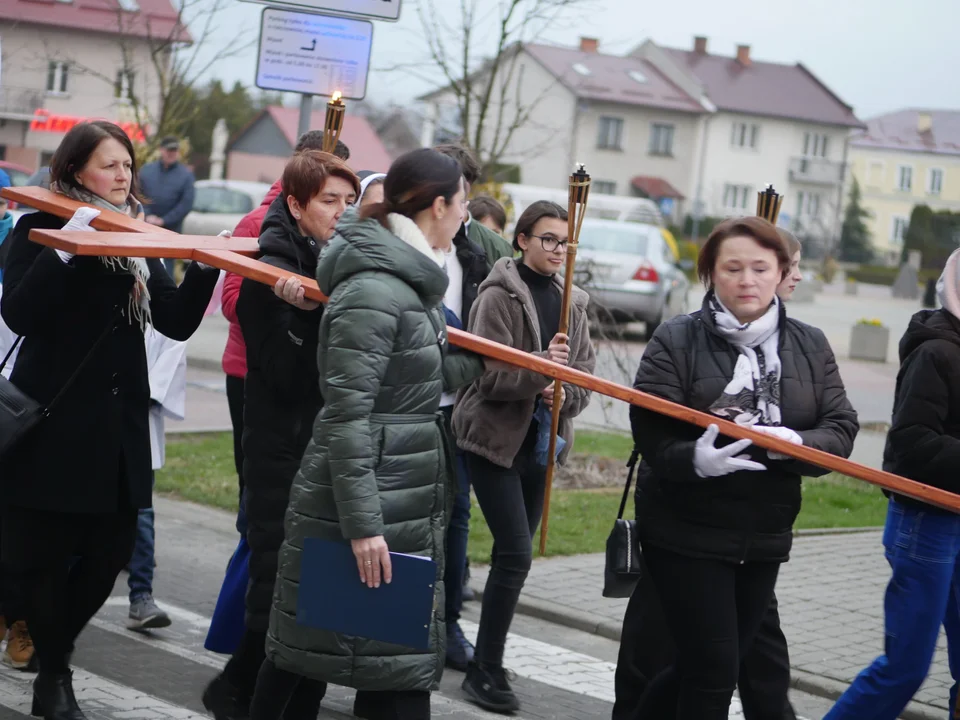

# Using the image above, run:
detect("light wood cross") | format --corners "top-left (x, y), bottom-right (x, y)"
top-left (3, 185), bottom-right (959, 516)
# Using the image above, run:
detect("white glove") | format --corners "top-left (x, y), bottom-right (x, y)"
top-left (56, 207), bottom-right (100, 263)
top-left (693, 424), bottom-right (767, 478)
top-left (752, 425), bottom-right (803, 461)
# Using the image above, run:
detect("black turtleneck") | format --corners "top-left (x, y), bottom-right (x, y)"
top-left (518, 262), bottom-right (561, 350)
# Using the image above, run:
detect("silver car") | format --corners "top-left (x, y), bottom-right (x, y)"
top-left (182, 180), bottom-right (272, 236)
top-left (572, 219), bottom-right (690, 340)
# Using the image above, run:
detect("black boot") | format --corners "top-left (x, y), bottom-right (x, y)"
top-left (202, 672), bottom-right (250, 720)
top-left (31, 671), bottom-right (85, 720)
top-left (462, 662), bottom-right (520, 714)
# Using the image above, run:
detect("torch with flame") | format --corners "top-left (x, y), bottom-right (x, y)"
top-left (322, 91), bottom-right (345, 155)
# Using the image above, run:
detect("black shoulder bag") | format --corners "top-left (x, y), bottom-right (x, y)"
top-left (0, 315), bottom-right (118, 464)
top-left (603, 448), bottom-right (643, 599)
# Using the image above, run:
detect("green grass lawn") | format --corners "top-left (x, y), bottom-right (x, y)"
top-left (156, 431), bottom-right (888, 560)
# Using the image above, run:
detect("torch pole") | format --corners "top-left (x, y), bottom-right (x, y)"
top-left (322, 91), bottom-right (346, 155)
top-left (538, 165), bottom-right (591, 556)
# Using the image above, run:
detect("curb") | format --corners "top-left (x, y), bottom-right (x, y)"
top-left (186, 356), bottom-right (223, 373)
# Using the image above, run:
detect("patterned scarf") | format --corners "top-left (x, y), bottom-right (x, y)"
top-left (706, 293), bottom-right (782, 427)
top-left (52, 182), bottom-right (152, 330)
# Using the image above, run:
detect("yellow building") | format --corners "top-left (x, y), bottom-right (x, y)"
top-left (848, 109), bottom-right (960, 265)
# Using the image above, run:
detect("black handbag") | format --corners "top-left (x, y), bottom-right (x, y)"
top-left (0, 315), bottom-right (118, 464)
top-left (603, 448), bottom-right (643, 599)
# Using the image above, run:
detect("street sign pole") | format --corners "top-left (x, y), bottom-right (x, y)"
top-left (297, 94), bottom-right (313, 140)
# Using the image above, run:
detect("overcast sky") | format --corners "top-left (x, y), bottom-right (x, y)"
top-left (206, 0), bottom-right (959, 120)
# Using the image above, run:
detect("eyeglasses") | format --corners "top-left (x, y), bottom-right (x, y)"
top-left (528, 234), bottom-right (569, 252)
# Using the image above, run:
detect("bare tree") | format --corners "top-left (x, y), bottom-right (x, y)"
top-left (40, 0), bottom-right (256, 155)
top-left (402, 0), bottom-right (595, 178)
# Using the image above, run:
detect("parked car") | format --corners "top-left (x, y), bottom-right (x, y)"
top-left (182, 180), bottom-right (272, 236)
top-left (572, 219), bottom-right (690, 341)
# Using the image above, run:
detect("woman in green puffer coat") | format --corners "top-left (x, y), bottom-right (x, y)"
top-left (248, 149), bottom-right (494, 720)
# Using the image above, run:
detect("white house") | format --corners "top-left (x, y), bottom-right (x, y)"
top-left (420, 35), bottom-right (863, 250)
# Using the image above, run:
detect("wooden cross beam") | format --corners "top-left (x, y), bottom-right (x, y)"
top-left (4, 184), bottom-right (959, 514)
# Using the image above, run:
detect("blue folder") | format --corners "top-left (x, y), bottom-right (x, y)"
top-left (296, 538), bottom-right (437, 650)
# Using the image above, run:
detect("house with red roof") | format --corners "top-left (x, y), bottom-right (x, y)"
top-left (0, 0), bottom-right (187, 170)
top-left (420, 35), bottom-right (863, 246)
top-left (226, 105), bottom-right (393, 182)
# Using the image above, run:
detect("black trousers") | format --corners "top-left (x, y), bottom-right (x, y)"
top-left (465, 431), bottom-right (545, 667)
top-left (1, 505), bottom-right (137, 672)
top-left (225, 374), bottom-right (245, 503)
top-left (639, 544), bottom-right (781, 720)
top-left (224, 628), bottom-right (267, 696)
top-left (353, 689), bottom-right (431, 720)
top-left (248, 658), bottom-right (326, 720)
top-left (613, 556), bottom-right (797, 720)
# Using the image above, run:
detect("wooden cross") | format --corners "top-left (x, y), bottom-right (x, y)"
top-left (3, 185), bottom-right (958, 515)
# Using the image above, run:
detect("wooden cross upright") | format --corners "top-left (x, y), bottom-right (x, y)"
top-left (2, 185), bottom-right (959, 517)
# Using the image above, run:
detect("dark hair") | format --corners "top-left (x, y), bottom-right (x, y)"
top-left (360, 148), bottom-right (462, 228)
top-left (50, 121), bottom-right (141, 200)
top-left (512, 200), bottom-right (567, 252)
top-left (433, 144), bottom-right (480, 185)
top-left (469, 195), bottom-right (507, 230)
top-left (777, 227), bottom-right (801, 257)
top-left (294, 131), bottom-right (350, 161)
top-left (697, 216), bottom-right (791, 287)
top-left (281, 150), bottom-right (360, 207)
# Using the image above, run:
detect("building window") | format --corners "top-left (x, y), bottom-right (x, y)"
top-left (731, 122), bottom-right (759, 149)
top-left (891, 216), bottom-right (908, 245)
top-left (648, 123), bottom-right (674, 156)
top-left (723, 184), bottom-right (751, 211)
top-left (928, 168), bottom-right (944, 195)
top-left (896, 165), bottom-right (913, 192)
top-left (803, 132), bottom-right (829, 158)
top-left (597, 117), bottom-right (624, 150)
top-left (117, 0), bottom-right (140, 11)
top-left (46, 61), bottom-right (69, 94)
top-left (593, 181), bottom-right (616, 195)
top-left (115, 70), bottom-right (135, 101)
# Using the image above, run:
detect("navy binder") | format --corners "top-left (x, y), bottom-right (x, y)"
top-left (296, 538), bottom-right (437, 650)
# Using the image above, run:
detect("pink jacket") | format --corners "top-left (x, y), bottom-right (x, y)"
top-left (221, 179), bottom-right (283, 378)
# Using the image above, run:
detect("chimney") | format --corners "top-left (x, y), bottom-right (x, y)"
top-left (736, 44), bottom-right (751, 66)
top-left (693, 36), bottom-right (708, 55)
top-left (579, 37), bottom-right (599, 53)
top-left (918, 111), bottom-right (933, 134)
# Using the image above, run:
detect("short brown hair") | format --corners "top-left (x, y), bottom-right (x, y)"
top-left (281, 150), bottom-right (360, 207)
top-left (697, 216), bottom-right (790, 288)
top-left (469, 195), bottom-right (507, 230)
top-left (778, 227), bottom-right (801, 257)
top-left (513, 200), bottom-right (567, 252)
top-left (433, 144), bottom-right (481, 185)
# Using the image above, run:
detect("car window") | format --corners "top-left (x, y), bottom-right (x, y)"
top-left (577, 223), bottom-right (651, 256)
top-left (193, 187), bottom-right (254, 214)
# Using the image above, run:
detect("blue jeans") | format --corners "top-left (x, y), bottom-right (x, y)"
top-left (128, 471), bottom-right (156, 602)
top-left (825, 498), bottom-right (960, 720)
top-left (444, 450), bottom-right (471, 623)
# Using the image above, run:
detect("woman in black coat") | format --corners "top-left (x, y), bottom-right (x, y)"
top-left (630, 216), bottom-right (858, 720)
top-left (201, 151), bottom-right (360, 720)
top-left (0, 121), bottom-right (218, 720)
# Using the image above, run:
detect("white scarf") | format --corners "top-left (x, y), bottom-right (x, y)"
top-left (937, 248), bottom-right (960, 321)
top-left (386, 213), bottom-right (445, 267)
top-left (52, 182), bottom-right (152, 330)
top-left (706, 293), bottom-right (783, 426)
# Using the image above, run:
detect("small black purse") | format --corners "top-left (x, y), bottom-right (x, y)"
top-left (0, 316), bottom-right (118, 464)
top-left (603, 448), bottom-right (643, 599)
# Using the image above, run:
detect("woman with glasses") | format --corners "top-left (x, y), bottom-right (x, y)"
top-left (453, 200), bottom-right (596, 714)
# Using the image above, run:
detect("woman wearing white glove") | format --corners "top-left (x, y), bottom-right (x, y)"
top-left (626, 217), bottom-right (858, 720)
top-left (0, 121), bottom-right (218, 720)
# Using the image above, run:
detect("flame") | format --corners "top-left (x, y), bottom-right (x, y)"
top-left (331, 91), bottom-right (343, 103)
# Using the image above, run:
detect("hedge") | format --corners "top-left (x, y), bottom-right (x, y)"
top-left (845, 265), bottom-right (941, 286)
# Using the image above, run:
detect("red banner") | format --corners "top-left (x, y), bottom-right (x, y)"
top-left (29, 110), bottom-right (148, 143)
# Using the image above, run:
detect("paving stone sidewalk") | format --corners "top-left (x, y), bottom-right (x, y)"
top-left (472, 530), bottom-right (952, 718)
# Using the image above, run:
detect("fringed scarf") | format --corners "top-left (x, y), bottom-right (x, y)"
top-left (706, 293), bottom-right (783, 427)
top-left (52, 183), bottom-right (152, 330)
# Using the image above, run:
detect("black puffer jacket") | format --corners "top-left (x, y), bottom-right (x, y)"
top-left (631, 295), bottom-right (858, 564)
top-left (883, 309), bottom-right (960, 512)
top-left (451, 222), bottom-right (489, 325)
top-left (236, 195), bottom-right (325, 632)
